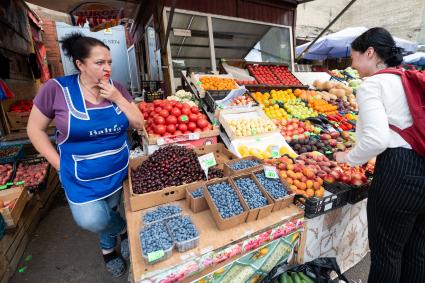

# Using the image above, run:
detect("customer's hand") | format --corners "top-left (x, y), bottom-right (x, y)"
top-left (98, 80), bottom-right (122, 103)
top-left (335, 151), bottom-right (348, 163)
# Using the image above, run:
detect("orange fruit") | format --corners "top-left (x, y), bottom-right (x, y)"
top-left (314, 188), bottom-right (325, 198)
top-left (306, 189), bottom-right (315, 198)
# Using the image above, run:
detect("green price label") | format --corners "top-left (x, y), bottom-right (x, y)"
top-left (0, 185), bottom-right (7, 190)
top-left (255, 137), bottom-right (261, 142)
top-left (6, 182), bottom-right (13, 186)
top-left (147, 250), bottom-right (164, 262)
top-left (271, 146), bottom-right (280, 158)
top-left (15, 181), bottom-right (25, 185)
top-left (198, 153), bottom-right (217, 170)
top-left (264, 166), bottom-right (278, 179)
top-left (196, 81), bottom-right (202, 85)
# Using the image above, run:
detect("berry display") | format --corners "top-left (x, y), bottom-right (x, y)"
top-left (14, 160), bottom-right (49, 187)
top-left (167, 216), bottom-right (199, 242)
top-left (208, 182), bottom-right (244, 219)
top-left (140, 222), bottom-right (173, 256)
top-left (234, 177), bottom-right (268, 209)
top-left (191, 187), bottom-right (204, 198)
top-left (228, 160), bottom-right (261, 171)
top-left (255, 172), bottom-right (289, 200)
top-left (143, 205), bottom-right (182, 224)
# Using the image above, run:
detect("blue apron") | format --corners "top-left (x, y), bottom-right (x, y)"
top-left (54, 75), bottom-right (129, 204)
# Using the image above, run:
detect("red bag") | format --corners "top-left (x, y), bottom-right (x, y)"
top-left (373, 68), bottom-right (425, 158)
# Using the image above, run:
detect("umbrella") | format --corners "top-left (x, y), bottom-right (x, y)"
top-left (403, 52), bottom-right (425, 65)
top-left (296, 27), bottom-right (418, 60)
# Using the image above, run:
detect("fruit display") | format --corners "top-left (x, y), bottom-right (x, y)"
top-left (207, 181), bottom-right (244, 218)
top-left (138, 100), bottom-right (213, 137)
top-left (234, 177), bottom-right (268, 209)
top-left (199, 76), bottom-right (237, 91)
top-left (237, 144), bottom-right (295, 159)
top-left (327, 114), bottom-right (354, 131)
top-left (293, 89), bottom-right (321, 101)
top-left (255, 172), bottom-right (290, 200)
top-left (308, 99), bottom-right (338, 115)
top-left (263, 104), bottom-right (289, 121)
top-left (131, 146), bottom-right (206, 194)
top-left (235, 79), bottom-right (257, 85)
top-left (268, 156), bottom-right (325, 198)
top-left (269, 65), bottom-right (302, 86)
top-left (140, 222), bottom-right (173, 257)
top-left (229, 94), bottom-right (256, 106)
top-left (0, 146), bottom-right (21, 160)
top-left (226, 117), bottom-right (276, 137)
top-left (337, 164), bottom-right (369, 186)
top-left (276, 118), bottom-right (317, 142)
top-left (328, 98), bottom-right (357, 113)
top-left (289, 132), bottom-right (353, 156)
top-left (228, 159), bottom-right (261, 171)
top-left (143, 205), bottom-right (182, 224)
top-left (284, 99), bottom-right (318, 120)
top-left (247, 65), bottom-right (280, 85)
top-left (0, 164), bottom-right (13, 185)
top-left (252, 89), bottom-right (296, 105)
top-left (13, 160), bottom-right (49, 187)
top-left (191, 187), bottom-right (204, 198)
top-left (276, 271), bottom-right (314, 283)
top-left (166, 89), bottom-right (198, 107)
top-left (312, 80), bottom-right (357, 110)
top-left (8, 100), bottom-right (33, 113)
top-left (294, 153), bottom-right (342, 185)
top-left (167, 216), bottom-right (199, 245)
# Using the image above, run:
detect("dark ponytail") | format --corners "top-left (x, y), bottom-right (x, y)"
top-left (60, 32), bottom-right (110, 71)
top-left (351, 27), bottom-right (404, 67)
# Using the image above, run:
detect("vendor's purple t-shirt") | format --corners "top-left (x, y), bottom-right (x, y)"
top-left (34, 79), bottom-right (133, 144)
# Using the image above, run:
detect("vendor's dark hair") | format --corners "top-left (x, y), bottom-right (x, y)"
top-left (60, 33), bottom-right (110, 70)
top-left (351, 27), bottom-right (403, 67)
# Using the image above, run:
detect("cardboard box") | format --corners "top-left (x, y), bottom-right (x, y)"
top-left (0, 187), bottom-right (30, 228)
top-left (186, 185), bottom-right (208, 213)
top-left (223, 156), bottom-right (263, 176)
top-left (127, 144), bottom-right (238, 212)
top-left (141, 126), bottom-right (220, 146)
top-left (230, 173), bottom-right (274, 222)
top-left (251, 168), bottom-right (295, 212)
top-left (204, 177), bottom-right (248, 230)
top-left (142, 135), bottom-right (218, 155)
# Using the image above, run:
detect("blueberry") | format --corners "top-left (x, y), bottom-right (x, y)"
top-left (167, 216), bottom-right (199, 242)
top-left (255, 172), bottom-right (288, 200)
top-left (140, 222), bottom-right (173, 256)
top-left (143, 205), bottom-right (182, 224)
top-left (191, 187), bottom-right (204, 198)
top-left (229, 160), bottom-right (260, 171)
top-left (207, 182), bottom-right (244, 218)
top-left (234, 177), bottom-right (268, 209)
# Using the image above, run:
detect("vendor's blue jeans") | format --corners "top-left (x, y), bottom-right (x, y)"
top-left (68, 189), bottom-right (126, 250)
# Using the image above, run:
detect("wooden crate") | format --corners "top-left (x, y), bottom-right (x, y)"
top-left (0, 187), bottom-right (31, 228)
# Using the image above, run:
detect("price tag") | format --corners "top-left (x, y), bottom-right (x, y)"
top-left (147, 250), bottom-right (164, 262)
top-left (15, 181), bottom-right (25, 185)
top-left (255, 137), bottom-right (261, 142)
top-left (6, 182), bottom-right (13, 186)
top-left (0, 185), bottom-right (7, 190)
top-left (271, 146), bottom-right (280, 158)
top-left (189, 133), bottom-right (200, 140)
top-left (196, 81), bottom-right (202, 85)
top-left (198, 152), bottom-right (217, 170)
top-left (263, 165), bottom-right (278, 179)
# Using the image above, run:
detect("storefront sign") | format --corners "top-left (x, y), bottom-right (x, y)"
top-left (173, 29), bottom-right (192, 37)
top-left (69, 2), bottom-right (124, 32)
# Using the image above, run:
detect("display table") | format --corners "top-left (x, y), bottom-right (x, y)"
top-left (300, 199), bottom-right (369, 273)
top-left (123, 180), bottom-right (305, 283)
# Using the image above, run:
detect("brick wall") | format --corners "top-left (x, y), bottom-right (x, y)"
top-left (41, 19), bottom-right (64, 78)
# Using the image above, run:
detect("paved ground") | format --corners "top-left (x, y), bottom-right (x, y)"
top-left (9, 191), bottom-right (370, 283)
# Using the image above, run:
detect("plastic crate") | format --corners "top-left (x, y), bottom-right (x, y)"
top-left (141, 241), bottom-right (174, 265)
top-left (347, 182), bottom-right (370, 204)
top-left (294, 182), bottom-right (350, 219)
top-left (0, 163), bottom-right (16, 188)
top-left (141, 204), bottom-right (182, 225)
top-left (166, 216), bottom-right (200, 252)
top-left (203, 90), bottom-right (231, 112)
top-left (0, 145), bottom-right (24, 164)
top-left (13, 157), bottom-right (50, 193)
top-left (0, 214), bottom-right (6, 240)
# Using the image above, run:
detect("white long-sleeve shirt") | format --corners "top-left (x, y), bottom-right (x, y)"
top-left (344, 73), bottom-right (412, 166)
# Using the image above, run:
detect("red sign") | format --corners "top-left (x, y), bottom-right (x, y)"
top-left (70, 2), bottom-right (124, 32)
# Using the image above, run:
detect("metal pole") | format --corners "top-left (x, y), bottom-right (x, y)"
top-left (162, 0), bottom-right (177, 51)
top-left (295, 0), bottom-right (357, 62)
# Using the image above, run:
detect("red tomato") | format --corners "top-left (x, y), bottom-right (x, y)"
top-left (190, 106), bottom-right (199, 114)
top-left (155, 125), bottom-right (166, 135)
top-left (174, 130), bottom-right (183, 135)
top-left (189, 113), bottom-right (198, 122)
top-left (155, 107), bottom-right (162, 113)
top-left (166, 124), bottom-right (176, 134)
top-left (163, 104), bottom-right (173, 112)
top-left (202, 126), bottom-right (211, 132)
top-left (154, 116), bottom-right (165, 125)
top-left (169, 100), bottom-right (177, 106)
top-left (198, 114), bottom-right (207, 120)
top-left (162, 132), bottom-right (171, 137)
top-left (159, 109), bottom-right (169, 118)
top-left (181, 107), bottom-right (191, 115)
top-left (183, 131), bottom-right (190, 134)
top-left (194, 128), bottom-right (202, 133)
top-left (165, 115), bottom-right (177, 125)
top-left (178, 115), bottom-right (189, 124)
top-left (170, 108), bottom-right (181, 117)
top-left (143, 113), bottom-right (149, 119)
top-left (178, 124), bottom-right (188, 132)
top-left (187, 122), bottom-right (197, 131)
top-left (153, 100), bottom-right (162, 107)
top-left (197, 119), bottom-right (209, 129)
top-left (175, 103), bottom-right (183, 109)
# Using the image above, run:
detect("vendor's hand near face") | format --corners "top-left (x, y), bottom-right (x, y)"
top-left (98, 80), bottom-right (123, 103)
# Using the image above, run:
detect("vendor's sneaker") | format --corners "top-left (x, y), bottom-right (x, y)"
top-left (103, 251), bottom-right (126, 278)
top-left (120, 232), bottom-right (130, 260)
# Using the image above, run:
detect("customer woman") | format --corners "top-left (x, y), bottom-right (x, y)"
top-left (27, 33), bottom-right (143, 277)
top-left (335, 27), bottom-right (425, 283)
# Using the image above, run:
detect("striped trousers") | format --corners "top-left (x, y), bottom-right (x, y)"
top-left (367, 148), bottom-right (425, 283)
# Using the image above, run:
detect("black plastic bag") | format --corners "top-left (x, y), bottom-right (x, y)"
top-left (260, 257), bottom-right (349, 283)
